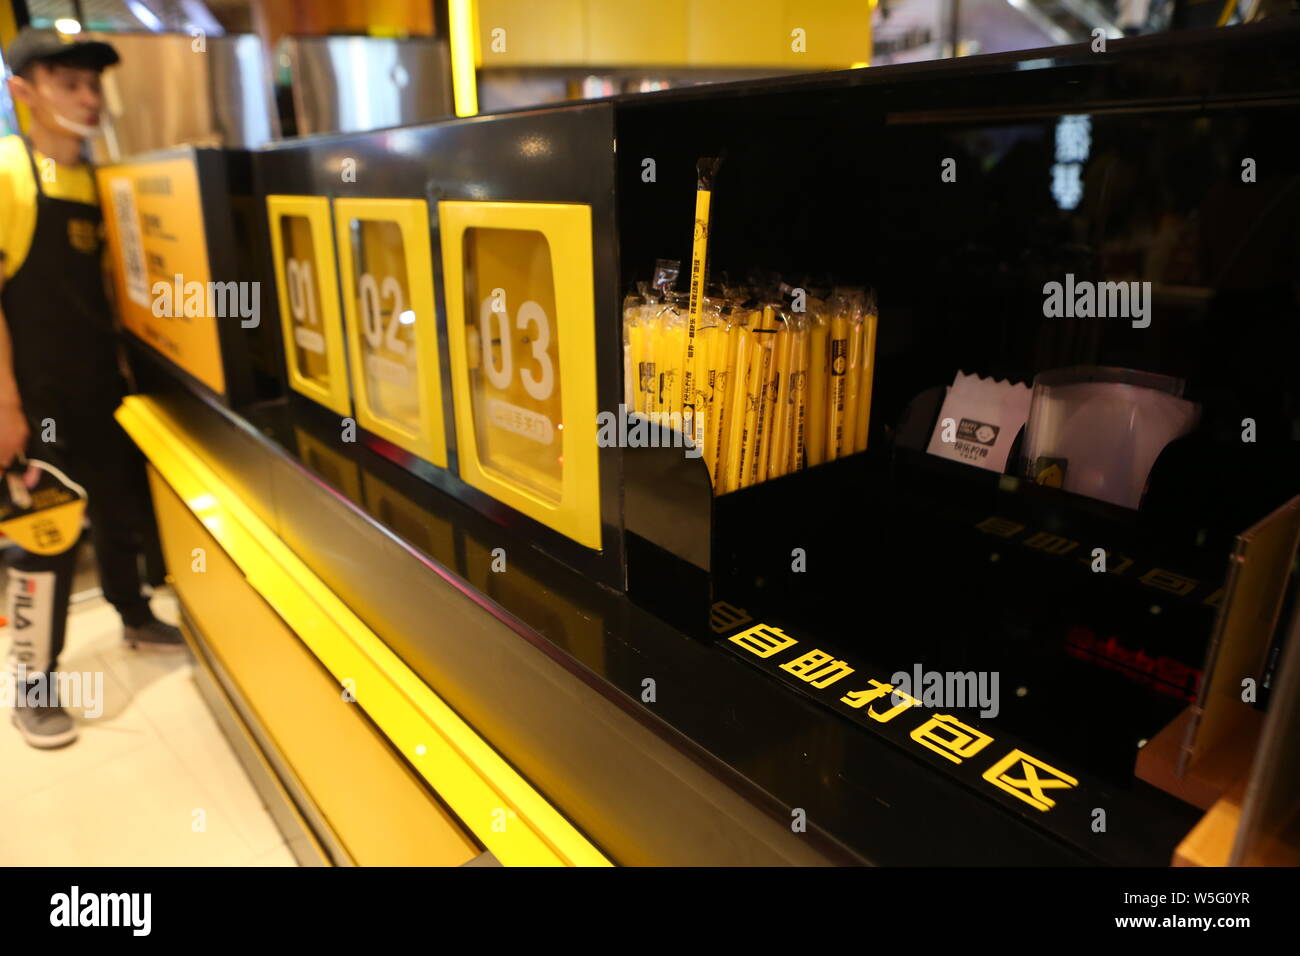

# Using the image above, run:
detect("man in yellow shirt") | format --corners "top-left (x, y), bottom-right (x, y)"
top-left (1, 28), bottom-right (183, 749)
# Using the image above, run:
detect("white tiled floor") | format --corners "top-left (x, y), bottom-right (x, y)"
top-left (0, 585), bottom-right (298, 866)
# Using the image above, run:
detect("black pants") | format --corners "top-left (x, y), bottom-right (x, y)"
top-left (6, 401), bottom-right (154, 680)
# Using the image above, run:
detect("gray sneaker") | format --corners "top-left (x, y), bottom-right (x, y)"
top-left (11, 703), bottom-right (79, 749)
top-left (124, 618), bottom-right (188, 653)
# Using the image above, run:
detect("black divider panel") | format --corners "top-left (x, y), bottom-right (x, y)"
top-left (614, 24), bottom-right (1300, 822)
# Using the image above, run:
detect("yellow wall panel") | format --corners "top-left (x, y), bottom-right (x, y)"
top-left (478, 0), bottom-right (586, 66)
top-left (474, 0), bottom-right (871, 69)
top-left (781, 0), bottom-right (873, 67)
top-left (586, 0), bottom-right (688, 66)
top-left (688, 0), bottom-right (786, 66)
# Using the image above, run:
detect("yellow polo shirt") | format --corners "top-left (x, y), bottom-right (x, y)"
top-left (0, 134), bottom-right (98, 281)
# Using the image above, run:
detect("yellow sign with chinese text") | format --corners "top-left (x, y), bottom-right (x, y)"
top-left (97, 157), bottom-right (223, 394)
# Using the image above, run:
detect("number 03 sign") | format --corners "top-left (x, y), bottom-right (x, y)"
top-left (439, 201), bottom-right (601, 551)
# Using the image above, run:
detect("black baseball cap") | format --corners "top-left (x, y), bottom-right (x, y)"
top-left (4, 26), bottom-right (119, 77)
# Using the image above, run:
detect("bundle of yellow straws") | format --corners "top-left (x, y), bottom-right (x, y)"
top-left (623, 284), bottom-right (878, 495)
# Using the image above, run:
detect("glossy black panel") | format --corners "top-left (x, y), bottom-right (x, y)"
top-left (611, 19), bottom-right (1299, 862)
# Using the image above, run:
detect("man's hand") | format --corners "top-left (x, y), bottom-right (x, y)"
top-left (0, 401), bottom-right (30, 470)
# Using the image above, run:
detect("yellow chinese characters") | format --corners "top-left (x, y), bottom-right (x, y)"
top-left (780, 650), bottom-right (854, 688)
top-left (728, 623), bottom-right (797, 659)
top-left (983, 750), bottom-right (1079, 812)
top-left (910, 714), bottom-right (995, 765)
top-left (840, 679), bottom-right (919, 723)
top-left (722, 621), bottom-right (1080, 813)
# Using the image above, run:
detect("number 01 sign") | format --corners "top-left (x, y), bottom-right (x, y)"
top-left (335, 198), bottom-right (447, 468)
top-left (439, 201), bottom-right (601, 550)
top-left (267, 196), bottom-right (350, 416)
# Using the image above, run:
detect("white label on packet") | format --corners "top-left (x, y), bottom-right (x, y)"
top-left (926, 371), bottom-right (1032, 473)
top-left (109, 178), bottom-right (151, 309)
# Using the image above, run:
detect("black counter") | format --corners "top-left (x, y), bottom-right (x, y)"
top-left (132, 346), bottom-right (1202, 865)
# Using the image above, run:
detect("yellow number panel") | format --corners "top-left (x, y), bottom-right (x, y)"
top-left (335, 198), bottom-right (447, 468)
top-left (439, 201), bottom-right (600, 551)
top-left (268, 196), bottom-right (351, 416)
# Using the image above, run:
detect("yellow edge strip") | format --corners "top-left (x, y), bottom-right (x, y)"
top-left (117, 396), bottom-right (610, 868)
top-left (449, 0), bottom-right (480, 117)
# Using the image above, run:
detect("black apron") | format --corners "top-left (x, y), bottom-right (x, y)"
top-left (0, 141), bottom-right (156, 649)
top-left (1, 138), bottom-right (124, 427)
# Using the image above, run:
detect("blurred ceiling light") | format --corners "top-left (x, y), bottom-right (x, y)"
top-left (126, 0), bottom-right (164, 32)
top-left (53, 18), bottom-right (82, 35)
top-left (179, 0), bottom-right (224, 36)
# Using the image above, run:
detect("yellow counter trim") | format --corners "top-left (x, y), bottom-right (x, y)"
top-left (117, 395), bottom-right (609, 867)
top-left (449, 0), bottom-right (480, 117)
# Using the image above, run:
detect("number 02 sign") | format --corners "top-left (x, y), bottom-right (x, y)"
top-left (335, 198), bottom-right (447, 468)
top-left (439, 201), bottom-right (601, 550)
